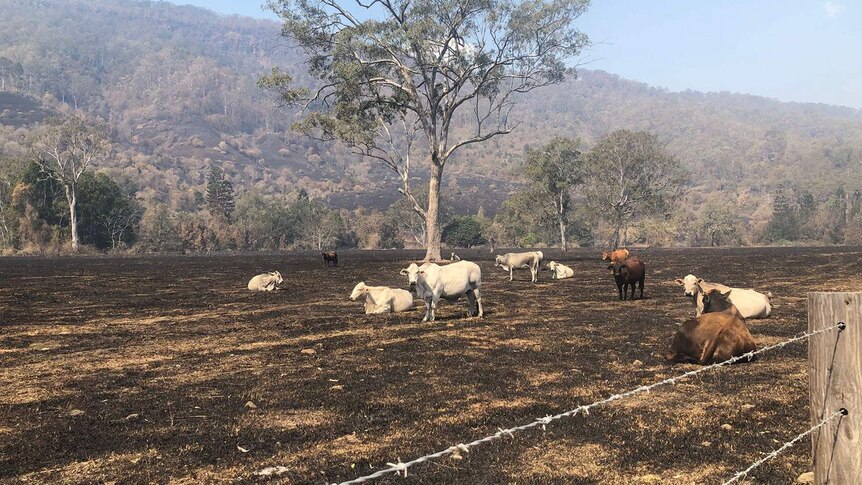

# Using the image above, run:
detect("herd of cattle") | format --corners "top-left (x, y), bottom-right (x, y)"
top-left (246, 249), bottom-right (774, 366)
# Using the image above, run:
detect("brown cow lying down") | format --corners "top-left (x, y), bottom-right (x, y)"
top-left (664, 288), bottom-right (757, 365)
top-left (601, 248), bottom-right (629, 263)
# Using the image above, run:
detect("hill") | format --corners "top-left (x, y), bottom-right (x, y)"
top-left (1, 0), bottom-right (862, 245)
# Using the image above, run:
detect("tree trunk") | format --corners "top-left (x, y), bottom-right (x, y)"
top-left (66, 185), bottom-right (79, 252)
top-left (423, 163), bottom-right (443, 262)
top-left (559, 217), bottom-right (567, 251)
top-left (558, 192), bottom-right (567, 251)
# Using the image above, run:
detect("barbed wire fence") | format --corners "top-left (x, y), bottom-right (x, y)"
top-left (722, 408), bottom-right (847, 485)
top-left (313, 322), bottom-right (846, 485)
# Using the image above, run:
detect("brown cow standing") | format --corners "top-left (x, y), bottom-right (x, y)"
top-left (607, 257), bottom-right (645, 301)
top-left (322, 251), bottom-right (338, 267)
top-left (601, 248), bottom-right (630, 263)
top-left (664, 288), bottom-right (757, 365)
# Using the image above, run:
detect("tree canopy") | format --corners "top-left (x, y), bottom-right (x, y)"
top-left (264, 0), bottom-right (590, 259)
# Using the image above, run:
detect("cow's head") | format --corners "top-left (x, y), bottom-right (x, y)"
top-left (700, 288), bottom-right (734, 315)
top-left (601, 251), bottom-right (610, 261)
top-left (270, 271), bottom-right (284, 285)
top-left (399, 263), bottom-right (423, 291)
top-left (494, 255), bottom-right (505, 267)
top-left (547, 261), bottom-right (558, 271)
top-left (349, 282), bottom-right (367, 301)
top-left (674, 274), bottom-right (701, 297)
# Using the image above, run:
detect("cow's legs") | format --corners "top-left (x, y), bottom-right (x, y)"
top-left (465, 290), bottom-right (477, 317)
top-left (639, 277), bottom-right (645, 299)
top-left (429, 296), bottom-right (439, 321)
top-left (422, 298), bottom-right (433, 322)
top-left (509, 268), bottom-right (513, 282)
top-left (474, 288), bottom-right (483, 317)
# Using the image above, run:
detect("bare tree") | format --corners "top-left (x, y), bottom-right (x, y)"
top-left (263, 0), bottom-right (590, 260)
top-left (98, 204), bottom-right (142, 250)
top-left (30, 116), bottom-right (109, 252)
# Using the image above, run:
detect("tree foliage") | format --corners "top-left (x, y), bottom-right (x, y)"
top-left (206, 165), bottom-right (236, 223)
top-left (442, 215), bottom-right (485, 248)
top-left (585, 130), bottom-right (688, 248)
top-left (522, 136), bottom-right (584, 249)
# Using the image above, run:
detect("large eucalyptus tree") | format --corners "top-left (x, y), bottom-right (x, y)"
top-left (263, 0), bottom-right (590, 260)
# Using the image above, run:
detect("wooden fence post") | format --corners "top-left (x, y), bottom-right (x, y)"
top-left (808, 292), bottom-right (860, 484)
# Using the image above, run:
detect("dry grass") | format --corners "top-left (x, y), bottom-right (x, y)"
top-left (0, 247), bottom-right (856, 484)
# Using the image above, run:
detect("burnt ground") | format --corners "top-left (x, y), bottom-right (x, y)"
top-left (0, 247), bottom-right (857, 484)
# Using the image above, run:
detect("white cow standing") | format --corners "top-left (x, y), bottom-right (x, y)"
top-left (400, 261), bottom-right (483, 322)
top-left (349, 282), bottom-right (415, 314)
top-left (495, 251), bottom-right (544, 282)
top-left (547, 261), bottom-right (574, 280)
top-left (675, 274), bottom-right (772, 319)
top-left (247, 271), bottom-right (283, 292)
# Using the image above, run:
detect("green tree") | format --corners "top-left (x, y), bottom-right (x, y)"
top-left (442, 215), bottom-right (486, 248)
top-left (30, 115), bottom-right (109, 252)
top-left (263, 0), bottom-right (590, 261)
top-left (824, 187), bottom-right (847, 244)
top-left (206, 165), bottom-right (235, 223)
top-left (796, 190), bottom-right (818, 240)
top-left (234, 191), bottom-right (296, 250)
top-left (764, 188), bottom-right (799, 242)
top-left (138, 204), bottom-right (181, 252)
top-left (377, 219), bottom-right (404, 249)
top-left (73, 172), bottom-right (141, 250)
top-left (694, 200), bottom-right (739, 247)
top-left (585, 130), bottom-right (688, 248)
top-left (522, 137), bottom-right (584, 250)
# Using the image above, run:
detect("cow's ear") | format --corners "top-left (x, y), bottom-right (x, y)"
top-left (419, 270), bottom-right (425, 275)
top-left (696, 278), bottom-right (704, 284)
top-left (606, 264), bottom-right (615, 273)
top-left (674, 278), bottom-right (684, 286)
top-left (720, 289), bottom-right (731, 296)
top-left (399, 269), bottom-right (409, 275)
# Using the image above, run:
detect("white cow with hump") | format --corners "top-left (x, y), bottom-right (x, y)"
top-left (247, 271), bottom-right (283, 291)
top-left (495, 251), bottom-right (544, 282)
top-left (547, 261), bottom-right (574, 279)
top-left (400, 260), bottom-right (483, 322)
top-left (675, 274), bottom-right (772, 319)
top-left (349, 282), bottom-right (415, 314)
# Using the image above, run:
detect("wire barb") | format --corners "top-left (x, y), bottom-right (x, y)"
top-left (721, 409), bottom-right (845, 485)
top-left (324, 322), bottom-right (844, 485)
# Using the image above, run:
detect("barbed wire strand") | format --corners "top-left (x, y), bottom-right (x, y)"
top-left (722, 409), bottom-right (846, 485)
top-left (331, 322), bottom-right (844, 485)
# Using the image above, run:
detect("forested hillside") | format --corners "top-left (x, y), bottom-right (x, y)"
top-left (1, 0), bottom-right (862, 252)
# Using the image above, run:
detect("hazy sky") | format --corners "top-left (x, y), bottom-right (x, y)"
top-left (166, 0), bottom-right (862, 108)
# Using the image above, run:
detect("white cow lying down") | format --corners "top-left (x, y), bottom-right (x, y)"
top-left (349, 282), bottom-right (415, 314)
top-left (547, 261), bottom-right (574, 279)
top-left (247, 271), bottom-right (283, 292)
top-left (401, 260), bottom-right (483, 322)
top-left (675, 274), bottom-right (772, 319)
